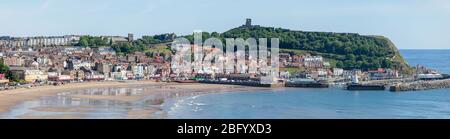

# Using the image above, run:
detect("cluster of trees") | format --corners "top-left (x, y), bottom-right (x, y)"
top-left (72, 27), bottom-right (405, 71)
top-left (75, 34), bottom-right (176, 56)
top-left (0, 59), bottom-right (19, 82)
top-left (137, 33), bottom-right (176, 45)
top-left (112, 34), bottom-right (176, 56)
top-left (183, 26), bottom-right (400, 70)
top-left (111, 43), bottom-right (148, 55)
top-left (76, 36), bottom-right (109, 48)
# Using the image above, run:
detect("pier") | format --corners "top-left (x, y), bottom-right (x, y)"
top-left (389, 79), bottom-right (450, 92)
top-left (285, 82), bottom-right (329, 88)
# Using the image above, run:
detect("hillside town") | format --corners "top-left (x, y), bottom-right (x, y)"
top-left (0, 34), bottom-right (170, 88)
top-left (0, 34), bottom-right (410, 90)
top-left (0, 45), bottom-right (446, 92)
top-left (0, 20), bottom-right (447, 91)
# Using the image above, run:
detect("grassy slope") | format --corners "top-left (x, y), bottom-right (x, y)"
top-left (144, 43), bottom-right (173, 56)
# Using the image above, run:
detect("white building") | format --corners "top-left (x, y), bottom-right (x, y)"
top-left (132, 64), bottom-right (145, 78)
top-left (0, 35), bottom-right (80, 47)
top-left (333, 68), bottom-right (344, 77)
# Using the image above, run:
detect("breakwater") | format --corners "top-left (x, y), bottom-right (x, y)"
top-left (390, 79), bottom-right (450, 92)
top-left (198, 80), bottom-right (328, 88)
top-left (198, 80), bottom-right (284, 87)
top-left (361, 78), bottom-right (415, 86)
top-left (285, 82), bottom-right (329, 88)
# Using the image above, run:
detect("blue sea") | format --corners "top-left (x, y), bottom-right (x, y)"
top-left (401, 49), bottom-right (450, 74)
top-left (163, 49), bottom-right (450, 119)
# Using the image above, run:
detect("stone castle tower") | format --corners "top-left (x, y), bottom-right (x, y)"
top-left (245, 18), bottom-right (252, 27)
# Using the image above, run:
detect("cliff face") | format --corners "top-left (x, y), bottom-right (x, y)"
top-left (220, 26), bottom-right (412, 73)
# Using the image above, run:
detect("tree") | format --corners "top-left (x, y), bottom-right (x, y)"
top-left (6, 71), bottom-right (19, 82)
top-left (177, 25), bottom-right (406, 71)
top-left (111, 43), bottom-right (137, 54)
top-left (79, 38), bottom-right (89, 47)
top-left (346, 54), bottom-right (356, 61)
top-left (76, 36), bottom-right (108, 47)
top-left (344, 47), bottom-right (353, 54)
top-left (382, 59), bottom-right (393, 68)
top-left (0, 59), bottom-right (18, 81)
top-left (336, 61), bottom-right (344, 68)
top-left (0, 61), bottom-right (9, 74)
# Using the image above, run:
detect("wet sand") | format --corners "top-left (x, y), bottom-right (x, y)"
top-left (17, 113), bottom-right (87, 119)
top-left (31, 106), bottom-right (94, 113)
top-left (127, 107), bottom-right (163, 119)
top-left (0, 81), bottom-right (157, 113)
top-left (0, 81), bottom-right (266, 119)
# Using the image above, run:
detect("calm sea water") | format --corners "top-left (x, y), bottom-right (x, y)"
top-left (163, 49), bottom-right (450, 119)
top-left (1, 50), bottom-right (449, 119)
top-left (401, 49), bottom-right (450, 74)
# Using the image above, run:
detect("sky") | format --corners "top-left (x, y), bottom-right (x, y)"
top-left (0, 0), bottom-right (449, 49)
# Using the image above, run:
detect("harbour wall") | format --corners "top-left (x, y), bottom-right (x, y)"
top-left (390, 79), bottom-right (450, 92)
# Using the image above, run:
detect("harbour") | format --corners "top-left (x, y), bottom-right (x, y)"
top-left (0, 49), bottom-right (448, 119)
top-left (165, 87), bottom-right (450, 119)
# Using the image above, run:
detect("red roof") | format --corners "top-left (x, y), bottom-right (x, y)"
top-left (368, 68), bottom-right (385, 73)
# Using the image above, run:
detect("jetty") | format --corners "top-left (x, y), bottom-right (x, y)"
top-left (389, 79), bottom-right (450, 92)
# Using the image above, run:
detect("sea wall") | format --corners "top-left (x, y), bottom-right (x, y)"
top-left (198, 80), bottom-right (283, 88)
top-left (389, 79), bottom-right (450, 92)
top-left (199, 80), bottom-right (329, 88)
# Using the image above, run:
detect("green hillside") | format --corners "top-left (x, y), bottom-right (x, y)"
top-left (184, 26), bottom-right (412, 73)
top-left (109, 25), bottom-right (412, 73)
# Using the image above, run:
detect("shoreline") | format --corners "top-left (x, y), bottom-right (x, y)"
top-left (0, 80), bottom-right (167, 113)
top-left (0, 80), bottom-right (269, 119)
top-left (2, 79), bottom-right (449, 119)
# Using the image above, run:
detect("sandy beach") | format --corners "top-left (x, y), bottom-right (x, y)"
top-left (0, 81), bottom-right (154, 113)
top-left (0, 81), bottom-right (266, 119)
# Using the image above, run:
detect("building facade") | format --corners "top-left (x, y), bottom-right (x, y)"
top-left (0, 35), bottom-right (80, 47)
